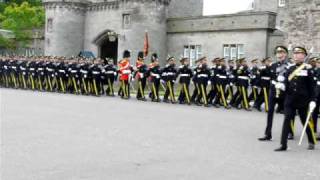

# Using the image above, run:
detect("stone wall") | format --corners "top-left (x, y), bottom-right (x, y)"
top-left (254, 0), bottom-right (320, 55)
top-left (167, 12), bottom-right (277, 62)
top-left (168, 0), bottom-right (203, 18)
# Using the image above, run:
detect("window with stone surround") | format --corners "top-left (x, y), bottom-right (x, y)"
top-left (183, 45), bottom-right (202, 67)
top-left (278, 0), bottom-right (286, 7)
top-left (47, 18), bottom-right (53, 33)
top-left (223, 44), bottom-right (244, 60)
top-left (122, 14), bottom-right (131, 29)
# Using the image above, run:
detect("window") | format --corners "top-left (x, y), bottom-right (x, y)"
top-left (47, 18), bottom-right (53, 33)
top-left (122, 14), bottom-right (131, 29)
top-left (223, 44), bottom-right (244, 60)
top-left (278, 0), bottom-right (285, 7)
top-left (183, 45), bottom-right (202, 66)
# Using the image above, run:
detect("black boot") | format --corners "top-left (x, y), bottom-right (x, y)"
top-left (258, 136), bottom-right (272, 141)
top-left (274, 145), bottom-right (288, 152)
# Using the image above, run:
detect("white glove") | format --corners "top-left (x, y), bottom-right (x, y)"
top-left (161, 79), bottom-right (165, 84)
top-left (208, 80), bottom-right (211, 85)
top-left (275, 83), bottom-right (286, 91)
top-left (277, 75), bottom-right (285, 82)
top-left (309, 101), bottom-right (316, 112)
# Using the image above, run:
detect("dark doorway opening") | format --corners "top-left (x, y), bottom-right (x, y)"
top-left (100, 38), bottom-right (118, 64)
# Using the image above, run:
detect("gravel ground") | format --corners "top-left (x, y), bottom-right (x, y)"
top-left (0, 88), bottom-right (319, 180)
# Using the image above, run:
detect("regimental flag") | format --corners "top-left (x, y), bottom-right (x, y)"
top-left (143, 31), bottom-right (149, 57)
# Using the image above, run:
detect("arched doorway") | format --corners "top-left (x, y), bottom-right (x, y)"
top-left (100, 38), bottom-right (118, 64)
top-left (93, 30), bottom-right (118, 64)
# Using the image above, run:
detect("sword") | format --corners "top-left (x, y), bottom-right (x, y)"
top-left (298, 105), bottom-right (315, 146)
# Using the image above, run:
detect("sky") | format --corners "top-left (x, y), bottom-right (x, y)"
top-left (203, 0), bottom-right (254, 15)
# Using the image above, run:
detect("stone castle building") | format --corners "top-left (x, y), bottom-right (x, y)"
top-left (43, 0), bottom-right (320, 65)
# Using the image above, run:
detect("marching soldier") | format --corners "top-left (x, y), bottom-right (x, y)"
top-left (36, 59), bottom-right (46, 91)
top-left (213, 58), bottom-right (231, 109)
top-left (103, 59), bottom-right (117, 96)
top-left (9, 59), bottom-right (19, 89)
top-left (312, 57), bottom-right (320, 140)
top-left (259, 46), bottom-right (293, 141)
top-left (118, 50), bottom-right (132, 99)
top-left (230, 59), bottom-right (241, 107)
top-left (45, 58), bottom-right (56, 92)
top-left (79, 59), bottom-right (90, 95)
top-left (148, 53), bottom-right (161, 102)
top-left (195, 57), bottom-right (210, 107)
top-left (135, 51), bottom-right (148, 101)
top-left (18, 58), bottom-right (28, 89)
top-left (254, 57), bottom-right (272, 112)
top-left (207, 58), bottom-right (219, 106)
top-left (248, 59), bottom-right (260, 104)
top-left (190, 59), bottom-right (201, 104)
top-left (27, 58), bottom-right (37, 90)
top-left (275, 47), bottom-right (317, 151)
top-left (226, 59), bottom-right (236, 101)
top-left (91, 60), bottom-right (103, 96)
top-left (68, 59), bottom-right (80, 94)
top-left (234, 58), bottom-right (251, 110)
top-left (162, 57), bottom-right (177, 103)
top-left (177, 57), bottom-right (193, 105)
top-left (57, 59), bottom-right (68, 93)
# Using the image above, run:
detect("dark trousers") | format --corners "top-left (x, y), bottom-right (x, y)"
top-left (234, 85), bottom-right (250, 109)
top-left (196, 82), bottom-right (208, 105)
top-left (281, 105), bottom-right (316, 146)
top-left (105, 77), bottom-right (115, 96)
top-left (312, 95), bottom-right (320, 133)
top-left (191, 82), bottom-right (199, 103)
top-left (265, 89), bottom-right (293, 137)
top-left (213, 84), bottom-right (228, 107)
top-left (136, 78), bottom-right (146, 99)
top-left (119, 80), bottom-right (130, 98)
top-left (255, 85), bottom-right (270, 111)
top-left (178, 82), bottom-right (191, 104)
top-left (91, 77), bottom-right (101, 96)
top-left (230, 85), bottom-right (240, 105)
top-left (164, 80), bottom-right (176, 102)
top-left (150, 80), bottom-right (160, 101)
top-left (248, 86), bottom-right (259, 103)
top-left (208, 84), bottom-right (218, 104)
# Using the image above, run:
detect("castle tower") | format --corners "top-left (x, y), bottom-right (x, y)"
top-left (82, 0), bottom-right (170, 63)
top-left (253, 0), bottom-right (320, 54)
top-left (43, 0), bottom-right (88, 57)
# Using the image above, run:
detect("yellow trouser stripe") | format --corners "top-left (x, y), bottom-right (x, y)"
top-left (184, 83), bottom-right (190, 104)
top-left (201, 84), bottom-right (207, 105)
top-left (139, 81), bottom-right (145, 98)
top-left (219, 85), bottom-right (227, 107)
top-left (93, 79), bottom-right (98, 96)
top-left (60, 77), bottom-right (65, 93)
top-left (152, 83), bottom-right (158, 99)
top-left (72, 77), bottom-right (78, 93)
top-left (308, 120), bottom-right (317, 144)
top-left (242, 86), bottom-right (249, 109)
top-left (263, 87), bottom-right (269, 112)
top-left (108, 79), bottom-right (114, 95)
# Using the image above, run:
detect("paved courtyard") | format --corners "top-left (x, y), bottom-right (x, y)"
top-left (0, 89), bottom-right (319, 180)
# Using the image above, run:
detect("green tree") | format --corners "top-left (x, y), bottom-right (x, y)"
top-left (0, 2), bottom-right (45, 48)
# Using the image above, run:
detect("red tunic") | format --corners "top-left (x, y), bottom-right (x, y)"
top-left (118, 59), bottom-right (131, 81)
